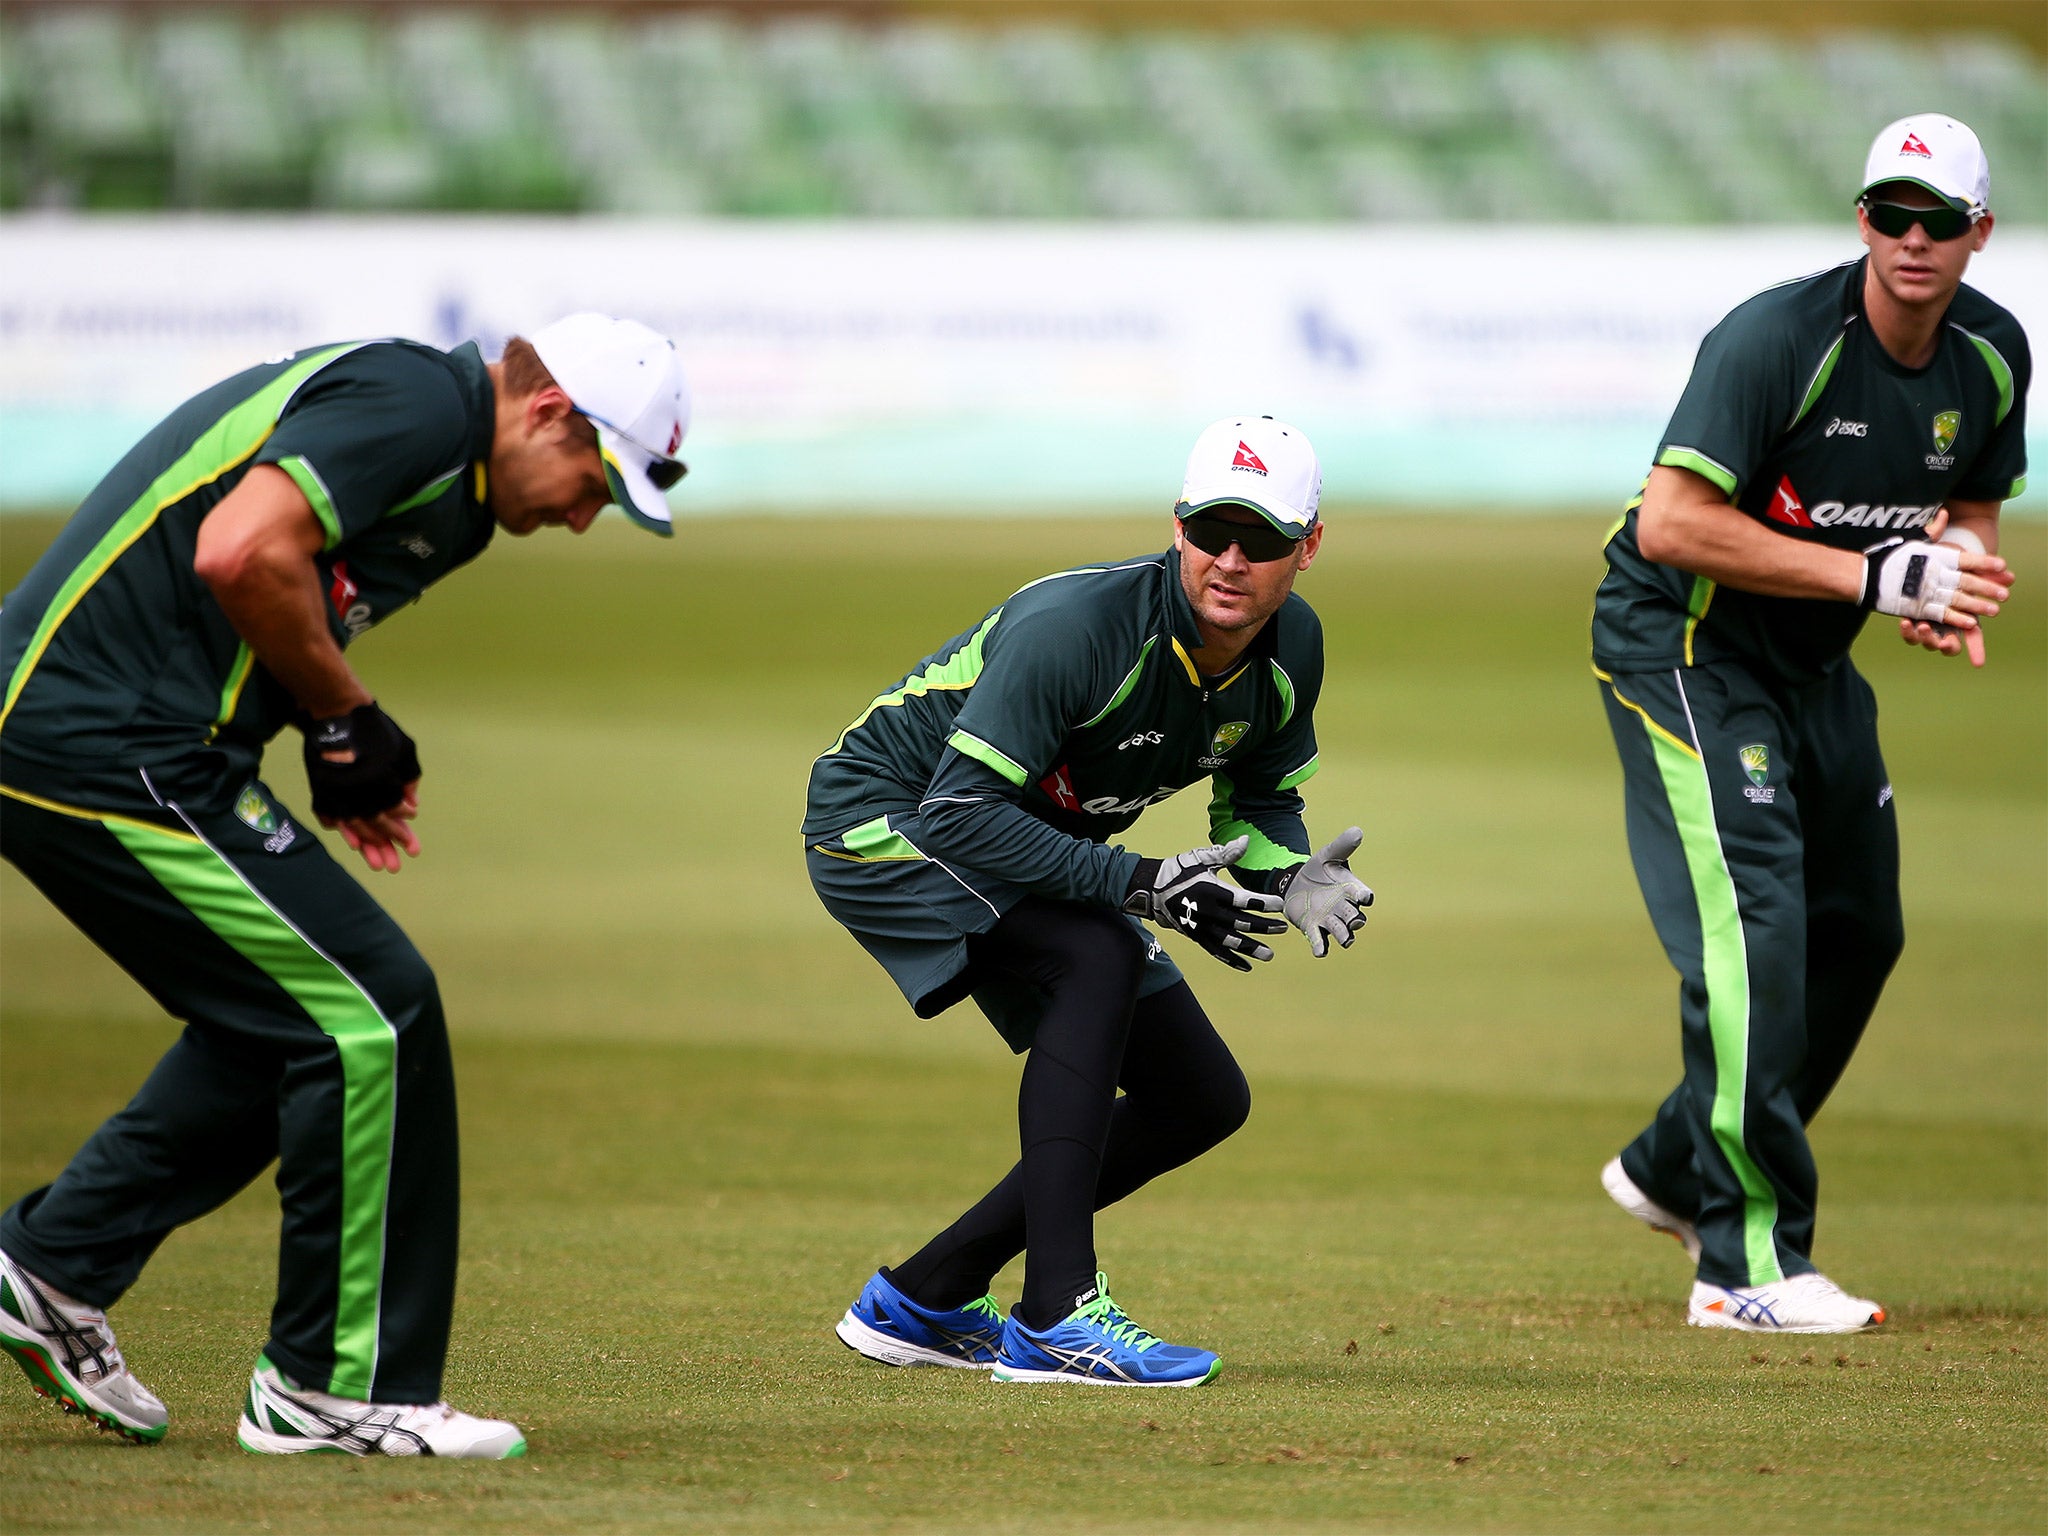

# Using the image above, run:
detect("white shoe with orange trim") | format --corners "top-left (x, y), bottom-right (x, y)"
top-left (1601, 1157), bottom-right (1702, 1262)
top-left (1687, 1273), bottom-right (1886, 1334)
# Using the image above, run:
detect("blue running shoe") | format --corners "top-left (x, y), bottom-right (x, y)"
top-left (835, 1270), bottom-right (1005, 1369)
top-left (990, 1272), bottom-right (1220, 1387)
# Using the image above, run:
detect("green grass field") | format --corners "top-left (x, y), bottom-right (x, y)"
top-left (3, 511), bottom-right (2042, 1532)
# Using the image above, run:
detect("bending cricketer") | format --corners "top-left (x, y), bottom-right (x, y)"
top-left (806, 417), bottom-right (1373, 1386)
top-left (0, 314), bottom-right (691, 1453)
top-left (1592, 115), bottom-right (2024, 1332)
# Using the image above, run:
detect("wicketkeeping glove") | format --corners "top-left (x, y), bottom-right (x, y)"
top-left (302, 702), bottom-right (421, 820)
top-left (1860, 536), bottom-right (1963, 623)
top-left (1122, 835), bottom-right (1286, 972)
top-left (1278, 826), bottom-right (1374, 958)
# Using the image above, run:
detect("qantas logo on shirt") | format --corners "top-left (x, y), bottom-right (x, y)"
top-left (1231, 442), bottom-right (1269, 475)
top-left (1899, 132), bottom-right (1932, 158)
top-left (1037, 763), bottom-right (1178, 817)
top-left (1766, 476), bottom-right (1813, 528)
top-left (327, 561), bottom-right (373, 638)
top-left (1039, 764), bottom-right (1081, 812)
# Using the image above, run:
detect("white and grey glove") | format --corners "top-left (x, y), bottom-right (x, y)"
top-left (1122, 835), bottom-right (1286, 973)
top-left (1860, 537), bottom-right (1963, 623)
top-left (1278, 826), bottom-right (1374, 958)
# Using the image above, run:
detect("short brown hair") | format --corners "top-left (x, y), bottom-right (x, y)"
top-left (498, 337), bottom-right (599, 448)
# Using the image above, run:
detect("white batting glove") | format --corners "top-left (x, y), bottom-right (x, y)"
top-left (1280, 827), bottom-right (1374, 958)
top-left (1860, 537), bottom-right (1963, 624)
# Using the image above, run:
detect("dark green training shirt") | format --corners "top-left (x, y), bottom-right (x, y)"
top-left (1593, 257), bottom-right (2029, 684)
top-left (804, 548), bottom-right (1322, 907)
top-left (0, 340), bottom-right (497, 794)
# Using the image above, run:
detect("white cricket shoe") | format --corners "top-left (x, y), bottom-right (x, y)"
top-left (0, 1247), bottom-right (167, 1443)
top-left (1601, 1156), bottom-right (1702, 1262)
top-left (238, 1355), bottom-right (527, 1458)
top-left (1687, 1273), bottom-right (1887, 1334)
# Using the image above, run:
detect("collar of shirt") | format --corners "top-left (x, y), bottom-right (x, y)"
top-left (443, 340), bottom-right (497, 487)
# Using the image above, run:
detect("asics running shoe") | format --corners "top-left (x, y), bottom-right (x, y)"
top-left (1688, 1273), bottom-right (1887, 1334)
top-left (990, 1272), bottom-right (1219, 1387)
top-left (1601, 1156), bottom-right (1703, 1262)
top-left (237, 1355), bottom-right (526, 1458)
top-left (835, 1269), bottom-right (1004, 1369)
top-left (0, 1247), bottom-right (167, 1443)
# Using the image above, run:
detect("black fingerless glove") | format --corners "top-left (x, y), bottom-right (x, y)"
top-left (302, 703), bottom-right (420, 820)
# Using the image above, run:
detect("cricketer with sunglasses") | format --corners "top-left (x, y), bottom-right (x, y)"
top-left (806, 416), bottom-right (1372, 1385)
top-left (1590, 115), bottom-right (2026, 1333)
top-left (0, 314), bottom-right (688, 1455)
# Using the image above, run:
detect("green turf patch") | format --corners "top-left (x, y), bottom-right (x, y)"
top-left (3, 513), bottom-right (2042, 1531)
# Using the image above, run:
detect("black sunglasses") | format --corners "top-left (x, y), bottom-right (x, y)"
top-left (1859, 198), bottom-right (1977, 242)
top-left (1179, 512), bottom-right (1304, 564)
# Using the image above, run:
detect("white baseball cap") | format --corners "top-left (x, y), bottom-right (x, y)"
top-left (528, 312), bottom-right (691, 536)
top-left (1176, 415), bottom-right (1322, 537)
top-left (1860, 114), bottom-right (1990, 215)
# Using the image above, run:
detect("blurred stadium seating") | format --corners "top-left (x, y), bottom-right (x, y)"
top-left (0, 5), bottom-right (2041, 222)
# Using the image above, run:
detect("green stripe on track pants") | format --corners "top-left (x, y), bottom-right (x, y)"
top-left (0, 766), bottom-right (458, 1403)
top-left (1597, 659), bottom-right (1902, 1289)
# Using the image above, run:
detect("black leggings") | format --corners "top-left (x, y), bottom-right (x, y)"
top-left (887, 899), bottom-right (1251, 1329)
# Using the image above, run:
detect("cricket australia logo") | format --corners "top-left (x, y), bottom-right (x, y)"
top-left (1198, 720), bottom-right (1250, 769)
top-left (1738, 744), bottom-right (1775, 804)
top-left (1928, 410), bottom-right (1960, 467)
top-left (236, 784), bottom-right (297, 852)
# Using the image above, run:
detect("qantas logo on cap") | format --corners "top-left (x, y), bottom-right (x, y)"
top-left (1900, 132), bottom-right (1932, 158)
top-left (665, 422), bottom-right (683, 456)
top-left (1766, 475), bottom-right (1813, 528)
top-left (1231, 441), bottom-right (1269, 476)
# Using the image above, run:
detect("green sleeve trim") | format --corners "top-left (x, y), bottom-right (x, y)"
top-left (1788, 330), bottom-right (1847, 431)
top-left (1269, 660), bottom-right (1297, 731)
top-left (385, 466), bottom-right (463, 518)
top-left (1079, 636), bottom-right (1156, 728)
top-left (1206, 774), bottom-right (1307, 872)
top-left (1655, 447), bottom-right (1738, 499)
top-left (2010, 475), bottom-right (2027, 498)
top-left (1952, 324), bottom-right (2016, 425)
top-left (1276, 754), bottom-right (1320, 792)
top-left (948, 730), bottom-right (1028, 787)
top-left (276, 455), bottom-right (343, 549)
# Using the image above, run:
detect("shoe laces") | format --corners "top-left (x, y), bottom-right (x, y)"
top-left (962, 1295), bottom-right (1003, 1325)
top-left (1070, 1273), bottom-right (1159, 1353)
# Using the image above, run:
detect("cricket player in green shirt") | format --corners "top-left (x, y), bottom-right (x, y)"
top-left (0, 314), bottom-right (690, 1452)
top-left (807, 417), bottom-right (1375, 1385)
top-left (1592, 115), bottom-right (2024, 1332)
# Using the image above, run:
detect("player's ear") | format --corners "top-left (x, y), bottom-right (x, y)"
top-left (525, 386), bottom-right (576, 438)
top-left (1297, 525), bottom-right (1324, 571)
top-left (1971, 212), bottom-right (1994, 251)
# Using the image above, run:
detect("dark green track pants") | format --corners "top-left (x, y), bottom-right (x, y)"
top-left (1598, 660), bottom-right (1902, 1290)
top-left (0, 767), bottom-right (458, 1403)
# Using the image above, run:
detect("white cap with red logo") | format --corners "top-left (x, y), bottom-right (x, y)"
top-left (1176, 415), bottom-right (1322, 537)
top-left (1861, 114), bottom-right (1990, 216)
top-left (528, 312), bottom-right (691, 536)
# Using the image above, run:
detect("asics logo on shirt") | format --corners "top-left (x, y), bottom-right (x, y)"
top-left (1823, 417), bottom-right (1868, 437)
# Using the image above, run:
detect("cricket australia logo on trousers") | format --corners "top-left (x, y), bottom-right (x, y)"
top-left (235, 784), bottom-right (297, 852)
top-left (1739, 744), bottom-right (1775, 804)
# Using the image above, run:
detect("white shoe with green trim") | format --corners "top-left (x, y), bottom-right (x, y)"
top-left (237, 1355), bottom-right (526, 1458)
top-left (0, 1247), bottom-right (167, 1444)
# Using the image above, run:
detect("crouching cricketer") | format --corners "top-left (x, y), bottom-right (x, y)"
top-left (805, 417), bottom-right (1374, 1386)
top-left (0, 315), bottom-right (690, 1453)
